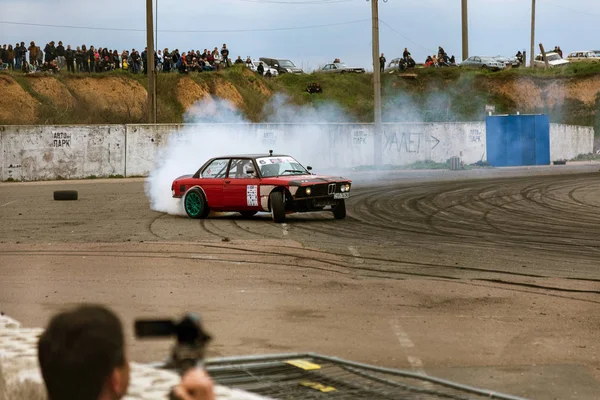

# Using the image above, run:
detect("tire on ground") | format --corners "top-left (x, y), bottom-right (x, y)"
top-left (332, 199), bottom-right (346, 219)
top-left (53, 190), bottom-right (78, 201)
top-left (270, 191), bottom-right (286, 223)
top-left (184, 188), bottom-right (209, 219)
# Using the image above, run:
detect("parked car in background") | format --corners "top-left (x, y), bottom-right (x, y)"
top-left (246, 60), bottom-right (279, 76)
top-left (259, 57), bottom-right (304, 74)
top-left (534, 52), bottom-right (570, 68)
top-left (566, 51), bottom-right (600, 63)
top-left (315, 62), bottom-right (365, 74)
top-left (460, 56), bottom-right (506, 71)
top-left (492, 55), bottom-right (520, 68)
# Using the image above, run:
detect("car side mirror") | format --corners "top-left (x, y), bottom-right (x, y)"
top-left (307, 166), bottom-right (312, 172)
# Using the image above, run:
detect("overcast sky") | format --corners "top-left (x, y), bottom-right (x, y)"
top-left (2, 0), bottom-right (599, 71)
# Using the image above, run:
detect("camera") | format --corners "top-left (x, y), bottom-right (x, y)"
top-left (135, 313), bottom-right (212, 376)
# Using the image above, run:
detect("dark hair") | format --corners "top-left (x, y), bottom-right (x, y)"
top-left (38, 305), bottom-right (126, 400)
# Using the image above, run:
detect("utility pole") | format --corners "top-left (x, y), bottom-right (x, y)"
top-left (530, 0), bottom-right (536, 68)
top-left (461, 0), bottom-right (469, 61)
top-left (146, 0), bottom-right (157, 123)
top-left (371, 0), bottom-right (382, 165)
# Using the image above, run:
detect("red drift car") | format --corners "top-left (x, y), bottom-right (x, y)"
top-left (171, 152), bottom-right (352, 222)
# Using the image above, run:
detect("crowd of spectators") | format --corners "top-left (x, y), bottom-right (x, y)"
top-left (0, 40), bottom-right (240, 75)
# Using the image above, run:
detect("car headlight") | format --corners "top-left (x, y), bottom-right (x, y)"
top-left (287, 68), bottom-right (293, 73)
top-left (305, 187), bottom-right (312, 195)
top-left (341, 184), bottom-right (351, 192)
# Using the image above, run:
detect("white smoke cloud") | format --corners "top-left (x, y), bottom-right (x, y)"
top-left (144, 94), bottom-right (352, 216)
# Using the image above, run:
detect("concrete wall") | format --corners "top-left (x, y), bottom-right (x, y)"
top-left (550, 124), bottom-right (595, 161)
top-left (0, 125), bottom-right (125, 181)
top-left (0, 123), bottom-right (594, 181)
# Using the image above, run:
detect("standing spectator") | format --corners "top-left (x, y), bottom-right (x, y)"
top-left (557, 46), bottom-right (563, 58)
top-left (81, 44), bottom-right (88, 72)
top-left (257, 61), bottom-right (264, 75)
top-left (36, 46), bottom-right (43, 66)
top-left (7, 44), bottom-right (15, 70)
top-left (163, 48), bottom-right (171, 72)
top-left (75, 46), bottom-right (84, 72)
top-left (18, 42), bottom-right (27, 68)
top-left (403, 47), bottom-right (411, 62)
top-left (220, 43), bottom-right (230, 67)
top-left (88, 45), bottom-right (96, 73)
top-left (56, 41), bottom-right (66, 68)
top-left (212, 47), bottom-right (222, 70)
top-left (142, 47), bottom-right (148, 74)
top-left (14, 42), bottom-right (23, 70)
top-left (113, 50), bottom-right (120, 69)
top-left (379, 53), bottom-right (386, 73)
top-left (438, 46), bottom-right (445, 59)
top-left (28, 41), bottom-right (38, 66)
top-left (0, 45), bottom-right (8, 68)
top-left (44, 41), bottom-right (56, 63)
top-left (65, 45), bottom-right (75, 72)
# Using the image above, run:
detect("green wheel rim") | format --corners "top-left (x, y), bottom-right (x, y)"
top-left (185, 191), bottom-right (203, 216)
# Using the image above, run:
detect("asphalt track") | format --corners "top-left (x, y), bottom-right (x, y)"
top-left (1, 164), bottom-right (599, 399)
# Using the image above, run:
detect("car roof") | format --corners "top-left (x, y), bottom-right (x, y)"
top-left (210, 154), bottom-right (291, 159)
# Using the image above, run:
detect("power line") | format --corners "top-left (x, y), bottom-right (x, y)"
top-left (378, 19), bottom-right (435, 54)
top-left (234, 0), bottom-right (353, 3)
top-left (544, 1), bottom-right (600, 18)
top-left (0, 19), bottom-right (368, 33)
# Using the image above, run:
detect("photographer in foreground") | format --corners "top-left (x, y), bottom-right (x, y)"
top-left (37, 305), bottom-right (214, 400)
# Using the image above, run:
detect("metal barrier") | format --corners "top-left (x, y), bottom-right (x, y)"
top-left (204, 353), bottom-right (529, 400)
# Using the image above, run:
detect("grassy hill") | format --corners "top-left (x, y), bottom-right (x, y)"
top-left (1, 64), bottom-right (599, 137)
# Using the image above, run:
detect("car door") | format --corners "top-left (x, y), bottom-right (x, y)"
top-left (198, 158), bottom-right (229, 210)
top-left (223, 158), bottom-right (262, 211)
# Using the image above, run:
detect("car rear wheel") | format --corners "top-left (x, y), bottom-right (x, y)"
top-left (184, 188), bottom-right (209, 219)
top-left (332, 199), bottom-right (346, 219)
top-left (270, 191), bottom-right (286, 223)
top-left (240, 211), bottom-right (257, 218)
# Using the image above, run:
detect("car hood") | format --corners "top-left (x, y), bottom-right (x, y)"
top-left (263, 174), bottom-right (350, 185)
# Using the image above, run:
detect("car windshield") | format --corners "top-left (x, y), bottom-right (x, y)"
top-left (546, 54), bottom-right (562, 61)
top-left (278, 60), bottom-right (296, 68)
top-left (256, 156), bottom-right (308, 177)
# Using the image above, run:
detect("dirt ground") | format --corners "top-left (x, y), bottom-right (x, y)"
top-left (1, 165), bottom-right (600, 399)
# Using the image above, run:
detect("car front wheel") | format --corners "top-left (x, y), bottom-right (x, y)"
top-left (270, 191), bottom-right (286, 223)
top-left (184, 188), bottom-right (209, 219)
top-left (332, 199), bottom-right (346, 219)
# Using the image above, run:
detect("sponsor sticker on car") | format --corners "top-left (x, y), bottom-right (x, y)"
top-left (247, 185), bottom-right (258, 206)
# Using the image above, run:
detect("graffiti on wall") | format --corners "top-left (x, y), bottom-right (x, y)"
top-left (352, 130), bottom-right (369, 145)
top-left (468, 129), bottom-right (482, 144)
top-left (52, 132), bottom-right (71, 148)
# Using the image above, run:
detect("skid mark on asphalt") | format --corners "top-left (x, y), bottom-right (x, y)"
top-left (0, 201), bottom-right (16, 207)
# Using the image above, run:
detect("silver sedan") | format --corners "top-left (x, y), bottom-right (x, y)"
top-left (316, 63), bottom-right (365, 74)
top-left (460, 56), bottom-right (506, 71)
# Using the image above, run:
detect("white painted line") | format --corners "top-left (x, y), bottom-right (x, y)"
top-left (348, 246), bottom-right (360, 257)
top-left (390, 319), bottom-right (415, 348)
top-left (407, 356), bottom-right (424, 369)
top-left (0, 201), bottom-right (16, 207)
top-left (348, 246), bottom-right (365, 264)
top-left (282, 223), bottom-right (288, 236)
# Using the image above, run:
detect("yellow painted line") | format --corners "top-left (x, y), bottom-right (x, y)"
top-left (285, 359), bottom-right (321, 371)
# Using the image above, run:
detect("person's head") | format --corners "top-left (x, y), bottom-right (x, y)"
top-left (21, 41), bottom-right (25, 46)
top-left (31, 41), bottom-right (35, 46)
top-left (38, 305), bottom-right (130, 400)
top-left (77, 46), bottom-right (81, 51)
top-left (222, 43), bottom-right (227, 48)
top-left (59, 41), bottom-right (63, 46)
top-left (67, 45), bottom-right (71, 50)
